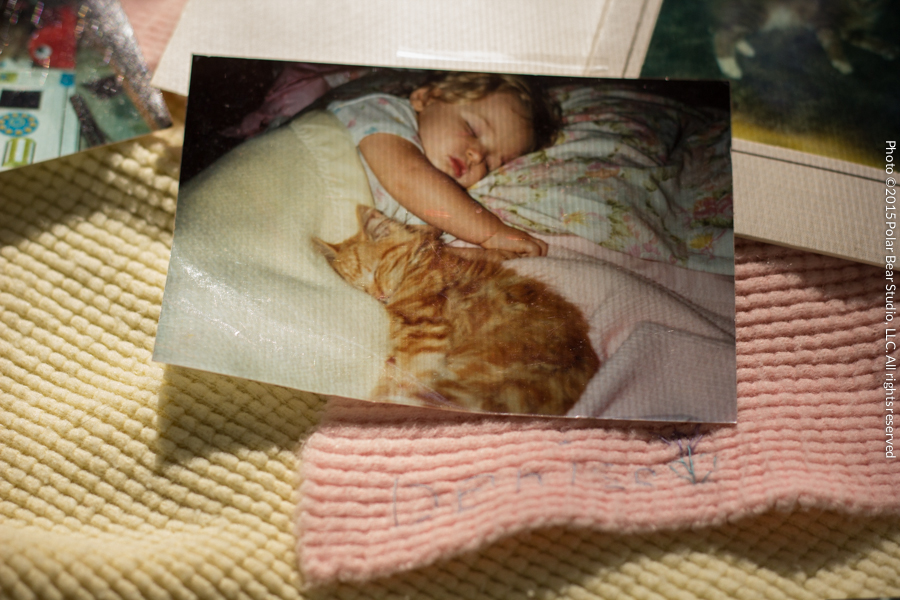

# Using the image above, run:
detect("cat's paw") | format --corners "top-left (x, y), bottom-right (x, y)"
top-left (716, 56), bottom-right (743, 79)
top-left (735, 40), bottom-right (755, 57)
top-left (831, 58), bottom-right (853, 74)
top-left (482, 249), bottom-right (518, 263)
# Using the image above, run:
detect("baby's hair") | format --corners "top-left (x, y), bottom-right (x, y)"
top-left (421, 72), bottom-right (562, 152)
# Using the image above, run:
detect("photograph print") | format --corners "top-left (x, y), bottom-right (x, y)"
top-left (640, 0), bottom-right (898, 169)
top-left (154, 57), bottom-right (738, 422)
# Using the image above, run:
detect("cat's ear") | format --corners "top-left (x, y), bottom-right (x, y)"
top-left (357, 205), bottom-right (399, 241)
top-left (312, 237), bottom-right (339, 262)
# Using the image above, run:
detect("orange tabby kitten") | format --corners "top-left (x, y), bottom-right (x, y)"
top-left (314, 206), bottom-right (600, 415)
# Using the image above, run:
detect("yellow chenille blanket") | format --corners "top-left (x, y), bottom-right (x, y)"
top-left (2, 112), bottom-right (900, 598)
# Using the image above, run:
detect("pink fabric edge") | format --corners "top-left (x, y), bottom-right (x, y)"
top-left (296, 240), bottom-right (898, 585)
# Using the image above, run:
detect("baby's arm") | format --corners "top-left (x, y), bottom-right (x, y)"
top-left (359, 133), bottom-right (547, 257)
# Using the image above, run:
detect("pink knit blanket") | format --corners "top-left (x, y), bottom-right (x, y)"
top-left (297, 240), bottom-right (899, 584)
top-left (120, 0), bottom-right (188, 71)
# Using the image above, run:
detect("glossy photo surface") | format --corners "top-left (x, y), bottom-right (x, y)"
top-left (155, 57), bottom-right (738, 422)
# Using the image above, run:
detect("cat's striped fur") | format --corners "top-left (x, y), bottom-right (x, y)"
top-left (314, 206), bottom-right (599, 415)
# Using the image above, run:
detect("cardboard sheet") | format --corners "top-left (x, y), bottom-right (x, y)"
top-left (728, 141), bottom-right (884, 265)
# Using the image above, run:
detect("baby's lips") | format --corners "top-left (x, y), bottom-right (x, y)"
top-left (449, 156), bottom-right (465, 179)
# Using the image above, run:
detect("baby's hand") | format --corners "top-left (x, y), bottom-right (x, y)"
top-left (481, 224), bottom-right (548, 257)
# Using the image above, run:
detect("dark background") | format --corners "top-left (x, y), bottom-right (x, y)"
top-left (180, 56), bottom-right (281, 183)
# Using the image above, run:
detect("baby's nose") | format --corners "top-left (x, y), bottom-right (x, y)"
top-left (466, 146), bottom-right (484, 164)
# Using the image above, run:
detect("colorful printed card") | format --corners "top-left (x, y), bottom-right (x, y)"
top-left (0, 0), bottom-right (170, 171)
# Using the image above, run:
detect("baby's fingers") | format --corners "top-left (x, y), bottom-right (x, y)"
top-left (513, 240), bottom-right (542, 258)
top-left (530, 237), bottom-right (548, 257)
top-left (516, 236), bottom-right (547, 257)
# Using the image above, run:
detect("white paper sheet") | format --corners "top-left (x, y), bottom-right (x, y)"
top-left (151, 0), bottom-right (653, 95)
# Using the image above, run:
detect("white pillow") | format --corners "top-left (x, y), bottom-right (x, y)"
top-left (155, 110), bottom-right (390, 399)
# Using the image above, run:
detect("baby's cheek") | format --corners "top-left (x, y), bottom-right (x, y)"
top-left (472, 164), bottom-right (489, 185)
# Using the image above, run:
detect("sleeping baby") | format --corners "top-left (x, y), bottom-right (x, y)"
top-left (327, 72), bottom-right (560, 257)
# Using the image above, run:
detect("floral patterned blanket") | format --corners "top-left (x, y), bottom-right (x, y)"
top-left (469, 84), bottom-right (734, 275)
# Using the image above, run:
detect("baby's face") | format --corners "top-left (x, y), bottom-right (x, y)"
top-left (410, 87), bottom-right (535, 189)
